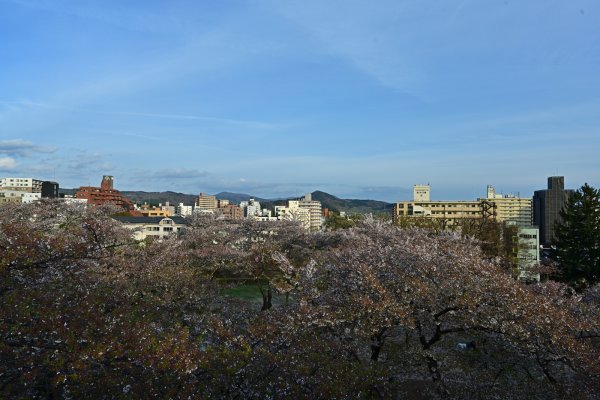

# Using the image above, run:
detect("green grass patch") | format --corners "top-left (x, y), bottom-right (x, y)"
top-left (222, 285), bottom-right (264, 302)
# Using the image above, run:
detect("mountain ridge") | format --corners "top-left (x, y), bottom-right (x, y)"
top-left (59, 189), bottom-right (393, 214)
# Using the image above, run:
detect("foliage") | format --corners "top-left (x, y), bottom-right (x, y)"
top-left (394, 215), bottom-right (454, 234)
top-left (311, 190), bottom-right (394, 215)
top-left (1, 202), bottom-right (599, 399)
top-left (324, 213), bottom-right (357, 230)
top-left (553, 183), bottom-right (600, 286)
top-left (455, 218), bottom-right (519, 263)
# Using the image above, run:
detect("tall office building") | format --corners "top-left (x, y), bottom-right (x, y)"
top-left (533, 177), bottom-right (573, 247)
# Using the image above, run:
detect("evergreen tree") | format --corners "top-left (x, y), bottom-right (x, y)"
top-left (553, 183), bottom-right (600, 285)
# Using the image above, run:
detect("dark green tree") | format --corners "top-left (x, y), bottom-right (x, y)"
top-left (553, 183), bottom-right (600, 285)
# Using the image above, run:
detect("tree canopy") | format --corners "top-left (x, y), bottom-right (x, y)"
top-left (553, 183), bottom-right (600, 286)
top-left (1, 202), bottom-right (599, 398)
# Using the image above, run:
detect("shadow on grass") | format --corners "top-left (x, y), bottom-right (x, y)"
top-left (221, 284), bottom-right (293, 307)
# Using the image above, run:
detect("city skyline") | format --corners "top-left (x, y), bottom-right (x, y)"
top-left (1, 1), bottom-right (599, 202)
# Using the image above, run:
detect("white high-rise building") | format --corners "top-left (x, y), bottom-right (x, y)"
top-left (241, 198), bottom-right (262, 218)
top-left (176, 203), bottom-right (194, 217)
top-left (276, 194), bottom-right (322, 232)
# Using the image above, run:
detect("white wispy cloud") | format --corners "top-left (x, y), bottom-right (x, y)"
top-left (1, 99), bottom-right (279, 130)
top-left (0, 139), bottom-right (56, 157)
top-left (0, 157), bottom-right (17, 170)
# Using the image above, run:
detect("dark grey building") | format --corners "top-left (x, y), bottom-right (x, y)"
top-left (41, 181), bottom-right (59, 198)
top-left (533, 176), bottom-right (573, 247)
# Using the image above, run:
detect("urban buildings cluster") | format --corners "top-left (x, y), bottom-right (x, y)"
top-left (0, 175), bottom-right (325, 239)
top-left (392, 177), bottom-right (575, 282)
top-left (0, 177), bottom-right (59, 203)
top-left (1, 173), bottom-right (578, 281)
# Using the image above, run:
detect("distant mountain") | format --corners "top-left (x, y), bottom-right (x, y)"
top-left (311, 190), bottom-right (393, 215)
top-left (214, 192), bottom-right (270, 204)
top-left (59, 188), bottom-right (393, 214)
top-left (120, 191), bottom-right (197, 206)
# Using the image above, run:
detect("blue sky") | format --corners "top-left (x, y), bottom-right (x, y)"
top-left (1, 0), bottom-right (599, 201)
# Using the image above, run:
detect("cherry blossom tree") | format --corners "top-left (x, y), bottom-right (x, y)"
top-left (2, 202), bottom-right (599, 399)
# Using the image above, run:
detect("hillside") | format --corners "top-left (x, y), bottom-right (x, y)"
top-left (60, 188), bottom-right (393, 214)
top-left (214, 192), bottom-right (270, 204)
top-left (120, 191), bottom-right (197, 206)
top-left (311, 190), bottom-right (393, 215)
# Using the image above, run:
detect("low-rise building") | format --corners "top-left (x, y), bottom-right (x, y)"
top-left (0, 191), bottom-right (24, 204)
top-left (219, 204), bottom-right (244, 220)
top-left (0, 190), bottom-right (41, 204)
top-left (137, 202), bottom-right (174, 217)
top-left (112, 216), bottom-right (189, 241)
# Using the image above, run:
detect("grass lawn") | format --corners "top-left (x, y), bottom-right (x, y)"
top-left (222, 285), bottom-right (264, 302)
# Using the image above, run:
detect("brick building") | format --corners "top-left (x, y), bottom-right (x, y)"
top-left (75, 176), bottom-right (136, 212)
top-left (219, 204), bottom-right (244, 220)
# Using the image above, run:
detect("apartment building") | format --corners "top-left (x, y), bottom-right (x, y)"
top-left (393, 185), bottom-right (487, 226)
top-left (0, 177), bottom-right (43, 192)
top-left (75, 175), bottom-right (136, 212)
top-left (240, 198), bottom-right (262, 217)
top-left (276, 204), bottom-right (311, 230)
top-left (176, 203), bottom-right (194, 217)
top-left (196, 193), bottom-right (218, 211)
top-left (480, 185), bottom-right (532, 226)
top-left (0, 177), bottom-right (59, 204)
top-left (276, 193), bottom-right (323, 231)
top-left (219, 204), bottom-right (244, 220)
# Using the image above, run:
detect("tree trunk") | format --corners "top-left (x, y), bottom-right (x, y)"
top-left (260, 284), bottom-right (272, 311)
top-left (371, 327), bottom-right (387, 361)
